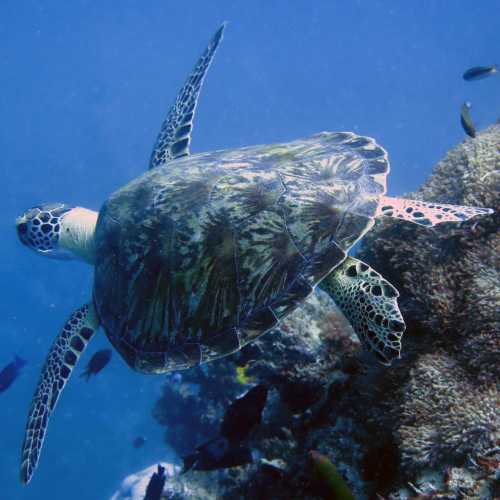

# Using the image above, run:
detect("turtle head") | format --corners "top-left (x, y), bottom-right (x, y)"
top-left (16, 203), bottom-right (76, 259)
top-left (17, 203), bottom-right (98, 263)
top-left (16, 203), bottom-right (73, 259)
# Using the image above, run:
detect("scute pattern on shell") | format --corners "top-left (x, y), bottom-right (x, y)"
top-left (93, 132), bottom-right (389, 372)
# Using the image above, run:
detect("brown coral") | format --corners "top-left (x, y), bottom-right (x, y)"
top-left (148, 126), bottom-right (500, 499)
top-left (396, 352), bottom-right (499, 469)
top-left (358, 124), bottom-right (500, 382)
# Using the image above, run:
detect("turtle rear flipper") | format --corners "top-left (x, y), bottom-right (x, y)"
top-left (20, 303), bottom-right (99, 484)
top-left (320, 257), bottom-right (405, 365)
top-left (376, 195), bottom-right (493, 226)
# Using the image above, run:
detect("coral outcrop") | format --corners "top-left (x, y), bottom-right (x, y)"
top-left (358, 124), bottom-right (499, 378)
top-left (397, 352), bottom-right (498, 469)
top-left (146, 125), bottom-right (499, 499)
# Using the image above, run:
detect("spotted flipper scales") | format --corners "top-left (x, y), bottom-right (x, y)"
top-left (376, 195), bottom-right (493, 227)
top-left (320, 257), bottom-right (405, 365)
top-left (20, 303), bottom-right (99, 484)
top-left (149, 24), bottom-right (225, 169)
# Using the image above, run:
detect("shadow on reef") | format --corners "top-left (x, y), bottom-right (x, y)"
top-left (148, 125), bottom-right (499, 500)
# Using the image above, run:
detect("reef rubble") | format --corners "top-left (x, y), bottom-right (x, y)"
top-left (131, 124), bottom-right (499, 499)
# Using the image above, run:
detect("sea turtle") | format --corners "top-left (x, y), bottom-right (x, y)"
top-left (16, 25), bottom-right (493, 484)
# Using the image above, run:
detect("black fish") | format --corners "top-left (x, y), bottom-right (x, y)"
top-left (220, 384), bottom-right (268, 442)
top-left (182, 384), bottom-right (267, 473)
top-left (80, 349), bottom-right (112, 380)
top-left (463, 65), bottom-right (498, 81)
top-left (143, 464), bottom-right (166, 500)
top-left (133, 436), bottom-right (146, 448)
top-left (0, 355), bottom-right (27, 393)
top-left (182, 437), bottom-right (253, 473)
top-left (460, 102), bottom-right (476, 138)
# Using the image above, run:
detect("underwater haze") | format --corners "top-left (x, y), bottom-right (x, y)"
top-left (1, 1), bottom-right (499, 499)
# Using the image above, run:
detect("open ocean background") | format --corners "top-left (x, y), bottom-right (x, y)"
top-left (1, 1), bottom-right (499, 499)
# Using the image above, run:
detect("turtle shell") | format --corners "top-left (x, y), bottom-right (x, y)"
top-left (93, 132), bottom-right (389, 373)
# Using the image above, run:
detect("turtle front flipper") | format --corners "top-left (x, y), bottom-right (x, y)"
top-left (376, 195), bottom-right (493, 226)
top-left (149, 24), bottom-right (225, 169)
top-left (320, 257), bottom-right (405, 365)
top-left (20, 303), bottom-right (99, 484)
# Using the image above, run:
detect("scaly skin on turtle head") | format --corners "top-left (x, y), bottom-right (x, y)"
top-left (16, 203), bottom-right (73, 257)
top-left (16, 203), bottom-right (98, 263)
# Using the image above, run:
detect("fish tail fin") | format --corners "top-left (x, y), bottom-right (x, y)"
top-left (181, 453), bottom-right (198, 474)
top-left (79, 369), bottom-right (91, 381)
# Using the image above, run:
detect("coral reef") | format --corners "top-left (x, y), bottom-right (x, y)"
top-left (143, 125), bottom-right (499, 499)
top-left (358, 123), bottom-right (499, 383)
top-left (360, 124), bottom-right (500, 498)
top-left (397, 352), bottom-right (498, 469)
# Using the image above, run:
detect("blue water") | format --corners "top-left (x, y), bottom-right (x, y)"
top-left (1, 1), bottom-right (499, 498)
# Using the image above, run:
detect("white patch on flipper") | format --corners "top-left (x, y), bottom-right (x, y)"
top-left (376, 195), bottom-right (493, 227)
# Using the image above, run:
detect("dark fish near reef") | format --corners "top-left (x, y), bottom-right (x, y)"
top-left (80, 349), bottom-right (112, 380)
top-left (133, 436), bottom-right (146, 448)
top-left (0, 355), bottom-right (27, 393)
top-left (143, 464), bottom-right (166, 500)
top-left (309, 451), bottom-right (355, 500)
top-left (460, 102), bottom-right (476, 138)
top-left (182, 384), bottom-right (268, 473)
top-left (220, 383), bottom-right (268, 442)
top-left (463, 65), bottom-right (498, 81)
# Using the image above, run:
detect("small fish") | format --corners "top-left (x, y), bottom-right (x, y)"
top-left (143, 464), bottom-right (166, 500)
top-left (181, 384), bottom-right (268, 473)
top-left (309, 450), bottom-right (355, 500)
top-left (80, 349), bottom-right (112, 380)
top-left (182, 437), bottom-right (253, 473)
top-left (0, 355), bottom-right (27, 393)
top-left (132, 436), bottom-right (146, 449)
top-left (235, 364), bottom-right (256, 385)
top-left (220, 384), bottom-right (268, 443)
top-left (463, 65), bottom-right (498, 81)
top-left (460, 102), bottom-right (476, 138)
